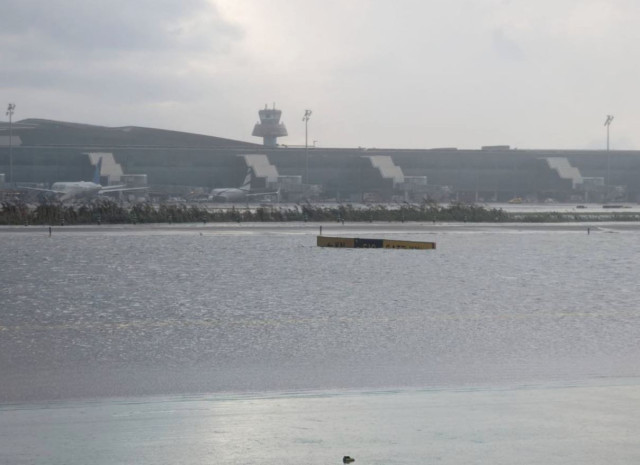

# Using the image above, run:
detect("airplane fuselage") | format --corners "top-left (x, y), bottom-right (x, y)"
top-left (51, 182), bottom-right (103, 199)
top-left (209, 188), bottom-right (249, 202)
top-left (207, 168), bottom-right (278, 202)
top-left (52, 181), bottom-right (102, 193)
top-left (23, 157), bottom-right (147, 202)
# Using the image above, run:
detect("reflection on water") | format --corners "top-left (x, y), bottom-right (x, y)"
top-left (2, 223), bottom-right (639, 402)
top-left (1, 384), bottom-right (640, 465)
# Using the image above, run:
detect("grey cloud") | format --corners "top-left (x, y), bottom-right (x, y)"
top-left (0, 0), bottom-right (242, 56)
top-left (491, 29), bottom-right (525, 61)
top-left (2, 56), bottom-right (220, 104)
top-left (3, 1), bottom-right (639, 150)
top-left (0, 0), bottom-right (244, 104)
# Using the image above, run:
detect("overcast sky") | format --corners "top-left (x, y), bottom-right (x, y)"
top-left (2, 0), bottom-right (639, 149)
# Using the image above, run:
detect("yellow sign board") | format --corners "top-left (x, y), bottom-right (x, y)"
top-left (317, 236), bottom-right (435, 250)
top-left (382, 239), bottom-right (435, 249)
top-left (317, 236), bottom-right (355, 248)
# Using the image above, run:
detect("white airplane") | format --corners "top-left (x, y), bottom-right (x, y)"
top-left (209, 168), bottom-right (279, 202)
top-left (23, 158), bottom-right (147, 201)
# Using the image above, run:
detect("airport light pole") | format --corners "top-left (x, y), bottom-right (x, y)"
top-left (604, 114), bottom-right (614, 196)
top-left (6, 103), bottom-right (15, 184)
top-left (605, 114), bottom-right (614, 151)
top-left (303, 109), bottom-right (312, 185)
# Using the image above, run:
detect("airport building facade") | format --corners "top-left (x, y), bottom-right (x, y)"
top-left (1, 118), bottom-right (639, 203)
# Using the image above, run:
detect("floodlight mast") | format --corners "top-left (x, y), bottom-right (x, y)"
top-left (604, 115), bottom-right (614, 151)
top-left (604, 115), bottom-right (614, 195)
top-left (303, 109), bottom-right (312, 185)
top-left (6, 103), bottom-right (15, 184)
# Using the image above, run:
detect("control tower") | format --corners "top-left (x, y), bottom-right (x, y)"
top-left (252, 104), bottom-right (288, 147)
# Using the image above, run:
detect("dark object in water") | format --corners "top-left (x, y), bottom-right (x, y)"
top-left (343, 457), bottom-right (355, 464)
top-left (318, 236), bottom-right (435, 250)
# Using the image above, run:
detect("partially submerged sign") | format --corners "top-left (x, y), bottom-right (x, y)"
top-left (317, 236), bottom-right (435, 250)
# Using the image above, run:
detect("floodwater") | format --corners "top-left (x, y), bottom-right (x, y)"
top-left (1, 222), bottom-right (639, 464)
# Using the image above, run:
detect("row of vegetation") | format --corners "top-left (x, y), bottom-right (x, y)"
top-left (1, 200), bottom-right (639, 225)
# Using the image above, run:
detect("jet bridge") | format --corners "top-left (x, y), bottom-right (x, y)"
top-left (543, 157), bottom-right (583, 189)
top-left (86, 152), bottom-right (123, 184)
top-left (361, 155), bottom-right (405, 187)
top-left (86, 152), bottom-right (148, 191)
top-left (239, 154), bottom-right (279, 189)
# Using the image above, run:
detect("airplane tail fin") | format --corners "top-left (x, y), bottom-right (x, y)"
top-left (93, 157), bottom-right (103, 184)
top-left (240, 167), bottom-right (252, 190)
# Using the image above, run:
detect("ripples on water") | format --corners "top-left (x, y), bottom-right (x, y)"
top-left (1, 224), bottom-right (640, 402)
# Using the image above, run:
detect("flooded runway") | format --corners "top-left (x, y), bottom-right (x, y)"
top-left (2, 222), bottom-right (640, 463)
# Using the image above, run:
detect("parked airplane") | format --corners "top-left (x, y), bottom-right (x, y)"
top-left (23, 158), bottom-right (147, 201)
top-left (209, 168), bottom-right (279, 202)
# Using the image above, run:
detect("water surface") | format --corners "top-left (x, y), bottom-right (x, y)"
top-left (2, 222), bottom-right (640, 464)
top-left (2, 222), bottom-right (638, 401)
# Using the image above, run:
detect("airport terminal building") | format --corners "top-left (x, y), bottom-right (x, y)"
top-left (1, 116), bottom-right (639, 204)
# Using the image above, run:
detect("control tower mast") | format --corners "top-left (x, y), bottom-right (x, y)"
top-left (252, 104), bottom-right (288, 147)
